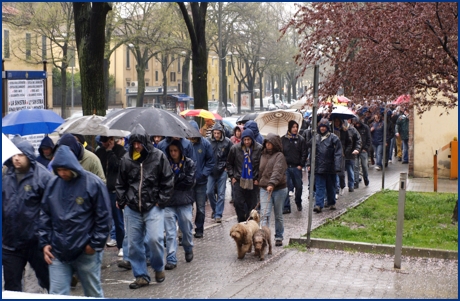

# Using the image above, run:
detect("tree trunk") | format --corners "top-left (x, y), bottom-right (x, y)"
top-left (452, 200), bottom-right (458, 222)
top-left (60, 65), bottom-right (68, 118)
top-left (182, 54), bottom-right (191, 95)
top-left (104, 58), bottom-right (109, 110)
top-left (237, 81), bottom-right (242, 115)
top-left (136, 66), bottom-right (146, 107)
top-left (271, 75), bottom-right (275, 104)
top-left (258, 71), bottom-right (264, 111)
top-left (73, 2), bottom-right (111, 116)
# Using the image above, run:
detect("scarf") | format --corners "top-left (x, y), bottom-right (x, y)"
top-left (169, 156), bottom-right (185, 175)
top-left (133, 150), bottom-right (141, 160)
top-left (240, 146), bottom-right (254, 190)
top-left (285, 131), bottom-right (297, 142)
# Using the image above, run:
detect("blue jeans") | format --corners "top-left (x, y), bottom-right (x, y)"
top-left (206, 171), bottom-right (227, 219)
top-left (315, 173), bottom-right (336, 208)
top-left (122, 212), bottom-right (150, 262)
top-left (354, 151), bottom-right (369, 186)
top-left (49, 251), bottom-right (103, 297)
top-left (402, 139), bottom-right (409, 162)
top-left (389, 137), bottom-right (396, 159)
top-left (260, 187), bottom-right (287, 241)
top-left (284, 167), bottom-right (303, 209)
top-left (124, 206), bottom-right (165, 282)
top-left (164, 205), bottom-right (194, 265)
top-left (109, 192), bottom-right (125, 249)
top-left (345, 159), bottom-right (355, 188)
top-left (194, 183), bottom-right (207, 234)
top-left (373, 143), bottom-right (383, 168)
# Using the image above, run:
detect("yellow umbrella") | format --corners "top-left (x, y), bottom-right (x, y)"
top-left (180, 109), bottom-right (222, 120)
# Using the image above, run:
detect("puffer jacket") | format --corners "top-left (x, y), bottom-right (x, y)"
top-left (165, 141), bottom-right (196, 207)
top-left (208, 122), bottom-right (233, 177)
top-left (258, 133), bottom-right (287, 190)
top-left (226, 128), bottom-right (262, 181)
top-left (243, 121), bottom-right (264, 145)
top-left (307, 130), bottom-right (343, 174)
top-left (116, 124), bottom-right (175, 212)
top-left (189, 121), bottom-right (216, 185)
top-left (3, 139), bottom-right (54, 251)
top-left (38, 145), bottom-right (111, 263)
top-left (36, 136), bottom-right (55, 167)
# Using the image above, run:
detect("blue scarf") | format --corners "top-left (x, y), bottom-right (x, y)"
top-left (169, 156), bottom-right (185, 175)
top-left (240, 146), bottom-right (254, 190)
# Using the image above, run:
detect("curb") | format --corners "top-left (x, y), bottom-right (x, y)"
top-left (289, 237), bottom-right (458, 260)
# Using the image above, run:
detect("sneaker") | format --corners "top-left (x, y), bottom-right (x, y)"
top-left (324, 202), bottom-right (330, 208)
top-left (283, 208), bottom-right (291, 214)
top-left (339, 188), bottom-right (344, 196)
top-left (165, 263), bottom-right (177, 270)
top-left (349, 187), bottom-right (354, 192)
top-left (185, 251), bottom-right (194, 262)
top-left (330, 205), bottom-right (336, 210)
top-left (289, 191), bottom-right (294, 196)
top-left (155, 271), bottom-right (165, 283)
top-left (129, 277), bottom-right (149, 289)
top-left (211, 211), bottom-right (215, 219)
top-left (117, 260), bottom-right (132, 270)
top-left (375, 165), bottom-right (381, 171)
top-left (364, 179), bottom-right (369, 186)
top-left (106, 239), bottom-right (117, 247)
top-left (216, 217), bottom-right (222, 223)
top-left (354, 183), bottom-right (359, 189)
top-left (275, 240), bottom-right (283, 247)
top-left (335, 194), bottom-right (339, 200)
top-left (313, 206), bottom-right (322, 213)
top-left (117, 248), bottom-right (123, 257)
top-left (194, 232), bottom-right (203, 238)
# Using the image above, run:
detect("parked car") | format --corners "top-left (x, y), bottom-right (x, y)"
top-left (208, 101), bottom-right (231, 117)
top-left (226, 102), bottom-right (237, 115)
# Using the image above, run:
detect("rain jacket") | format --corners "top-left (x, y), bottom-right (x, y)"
top-left (158, 137), bottom-right (195, 161)
top-left (243, 121), bottom-right (264, 145)
top-left (354, 120), bottom-right (372, 152)
top-left (307, 128), bottom-right (343, 174)
top-left (343, 121), bottom-right (362, 160)
top-left (189, 121), bottom-right (216, 185)
top-left (258, 133), bottom-right (287, 190)
top-left (3, 139), bottom-right (54, 251)
top-left (395, 113), bottom-right (409, 140)
top-left (281, 121), bottom-right (307, 167)
top-left (116, 124), bottom-right (174, 212)
top-left (165, 140), bottom-right (196, 207)
top-left (208, 122), bottom-right (233, 177)
top-left (38, 145), bottom-right (111, 263)
top-left (36, 136), bottom-right (55, 168)
top-left (226, 128), bottom-right (262, 181)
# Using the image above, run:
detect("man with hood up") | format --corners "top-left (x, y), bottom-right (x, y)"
top-left (36, 135), bottom-right (55, 167)
top-left (188, 120), bottom-right (215, 238)
top-left (307, 118), bottom-right (343, 213)
top-left (281, 120), bottom-right (307, 213)
top-left (115, 124), bottom-right (174, 289)
top-left (207, 122), bottom-right (233, 223)
top-left (226, 128), bottom-right (262, 222)
top-left (39, 145), bottom-right (111, 297)
top-left (243, 120), bottom-right (264, 145)
top-left (2, 138), bottom-right (53, 292)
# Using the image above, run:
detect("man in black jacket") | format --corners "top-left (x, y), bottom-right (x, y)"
top-left (307, 118), bottom-right (343, 213)
top-left (95, 136), bottom-right (126, 256)
top-left (281, 120), bottom-right (307, 213)
top-left (116, 124), bottom-right (174, 290)
top-left (207, 122), bottom-right (233, 223)
top-left (353, 118), bottom-right (372, 187)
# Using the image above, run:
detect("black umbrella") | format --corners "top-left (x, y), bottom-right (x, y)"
top-left (237, 112), bottom-right (259, 124)
top-left (101, 107), bottom-right (201, 138)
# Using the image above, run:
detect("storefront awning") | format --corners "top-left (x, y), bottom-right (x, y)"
top-left (172, 94), bottom-right (194, 102)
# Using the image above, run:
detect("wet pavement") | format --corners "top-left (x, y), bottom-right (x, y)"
top-left (9, 160), bottom-right (459, 298)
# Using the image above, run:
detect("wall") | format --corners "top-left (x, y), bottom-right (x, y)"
top-left (413, 105), bottom-right (458, 178)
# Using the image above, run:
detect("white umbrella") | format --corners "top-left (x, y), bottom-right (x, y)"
top-left (55, 114), bottom-right (130, 137)
top-left (290, 101), bottom-right (310, 110)
top-left (254, 109), bottom-right (303, 137)
top-left (2, 133), bottom-right (22, 164)
top-left (329, 106), bottom-right (357, 120)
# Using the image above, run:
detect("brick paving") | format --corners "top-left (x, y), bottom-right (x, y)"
top-left (7, 160), bottom-right (458, 298)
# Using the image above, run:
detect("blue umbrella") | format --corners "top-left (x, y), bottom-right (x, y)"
top-left (2, 109), bottom-right (64, 135)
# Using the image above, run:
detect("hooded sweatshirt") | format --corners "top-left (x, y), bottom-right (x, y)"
top-left (243, 121), bottom-right (264, 145)
top-left (188, 120), bottom-right (215, 185)
top-left (230, 125), bottom-right (244, 144)
top-left (209, 122), bottom-right (233, 176)
top-left (36, 136), bottom-right (55, 167)
top-left (226, 128), bottom-right (262, 182)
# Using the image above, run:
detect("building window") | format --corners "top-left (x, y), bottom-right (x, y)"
top-left (170, 72), bottom-right (176, 82)
top-left (155, 71), bottom-right (158, 82)
top-left (3, 30), bottom-right (10, 58)
top-left (178, 83), bottom-right (181, 92)
top-left (145, 82), bottom-right (149, 86)
top-left (41, 35), bottom-right (47, 60)
top-left (228, 62), bottom-right (231, 75)
top-left (126, 46), bottom-right (130, 68)
top-left (25, 33), bottom-right (31, 60)
top-left (177, 57), bottom-right (181, 73)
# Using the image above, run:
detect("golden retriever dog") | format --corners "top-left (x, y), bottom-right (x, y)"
top-left (252, 226), bottom-right (272, 261)
top-left (229, 210), bottom-right (260, 259)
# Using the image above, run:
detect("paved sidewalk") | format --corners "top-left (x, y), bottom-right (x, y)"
top-left (9, 161), bottom-right (458, 298)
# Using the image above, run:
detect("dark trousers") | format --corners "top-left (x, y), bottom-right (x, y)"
top-left (233, 181), bottom-right (258, 222)
top-left (109, 192), bottom-right (125, 249)
top-left (2, 245), bottom-right (50, 292)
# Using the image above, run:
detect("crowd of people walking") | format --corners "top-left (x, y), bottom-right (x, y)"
top-left (2, 100), bottom-right (410, 296)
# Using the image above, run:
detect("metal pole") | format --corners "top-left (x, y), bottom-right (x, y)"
top-left (434, 151), bottom-right (438, 192)
top-left (43, 60), bottom-right (48, 109)
top-left (394, 172), bottom-right (407, 269)
top-left (71, 66), bottom-right (74, 109)
top-left (382, 105), bottom-right (388, 190)
top-left (306, 64), bottom-right (319, 246)
top-left (217, 2), bottom-right (223, 113)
